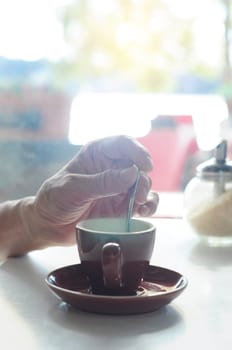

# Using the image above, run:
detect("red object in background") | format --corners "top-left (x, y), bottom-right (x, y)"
top-left (138, 115), bottom-right (200, 192)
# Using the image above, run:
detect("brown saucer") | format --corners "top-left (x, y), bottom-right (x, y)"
top-left (45, 264), bottom-right (187, 315)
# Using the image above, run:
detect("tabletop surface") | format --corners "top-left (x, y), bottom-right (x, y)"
top-left (1, 218), bottom-right (232, 350)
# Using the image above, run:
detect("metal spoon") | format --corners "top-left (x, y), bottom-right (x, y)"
top-left (126, 168), bottom-right (140, 232)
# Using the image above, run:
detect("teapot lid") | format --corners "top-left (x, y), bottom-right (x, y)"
top-left (197, 140), bottom-right (232, 179)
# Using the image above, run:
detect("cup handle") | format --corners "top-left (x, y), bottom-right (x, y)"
top-left (101, 242), bottom-right (122, 289)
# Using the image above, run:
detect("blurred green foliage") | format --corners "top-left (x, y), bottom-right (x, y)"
top-left (52, 0), bottom-right (199, 92)
top-left (50, 0), bottom-right (231, 100)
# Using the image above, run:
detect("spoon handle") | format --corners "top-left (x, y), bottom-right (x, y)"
top-left (127, 169), bottom-right (140, 232)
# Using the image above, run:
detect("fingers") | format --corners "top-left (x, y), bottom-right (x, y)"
top-left (83, 166), bottom-right (153, 202)
top-left (100, 135), bottom-right (154, 172)
top-left (66, 135), bottom-right (154, 176)
top-left (88, 166), bottom-right (139, 198)
top-left (59, 164), bottom-right (154, 207)
top-left (137, 192), bottom-right (159, 217)
top-left (57, 166), bottom-right (139, 205)
top-left (135, 171), bottom-right (152, 204)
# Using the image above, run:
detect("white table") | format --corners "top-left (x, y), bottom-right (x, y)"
top-left (1, 218), bottom-right (232, 350)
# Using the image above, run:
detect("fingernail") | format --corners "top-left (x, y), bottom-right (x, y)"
top-left (149, 191), bottom-right (159, 205)
top-left (154, 192), bottom-right (159, 204)
top-left (139, 205), bottom-right (150, 216)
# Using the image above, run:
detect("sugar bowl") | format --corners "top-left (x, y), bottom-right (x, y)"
top-left (183, 140), bottom-right (232, 246)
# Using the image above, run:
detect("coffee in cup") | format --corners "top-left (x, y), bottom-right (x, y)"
top-left (76, 217), bottom-right (156, 295)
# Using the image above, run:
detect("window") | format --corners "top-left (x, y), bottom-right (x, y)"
top-left (0, 0), bottom-right (231, 219)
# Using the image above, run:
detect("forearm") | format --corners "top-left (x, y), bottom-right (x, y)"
top-left (0, 197), bottom-right (49, 260)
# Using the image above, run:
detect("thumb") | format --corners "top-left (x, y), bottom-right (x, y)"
top-left (90, 166), bottom-right (138, 198)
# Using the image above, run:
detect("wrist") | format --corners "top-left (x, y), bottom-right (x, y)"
top-left (0, 197), bottom-right (53, 259)
top-left (19, 197), bottom-right (56, 254)
top-left (20, 196), bottom-right (75, 251)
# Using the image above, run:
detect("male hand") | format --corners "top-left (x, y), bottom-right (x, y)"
top-left (25, 135), bottom-right (159, 246)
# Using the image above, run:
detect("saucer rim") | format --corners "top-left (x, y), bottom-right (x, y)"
top-left (45, 264), bottom-right (188, 300)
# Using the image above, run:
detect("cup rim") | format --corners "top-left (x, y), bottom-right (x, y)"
top-left (76, 217), bottom-right (155, 235)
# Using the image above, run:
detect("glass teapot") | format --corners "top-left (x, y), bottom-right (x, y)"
top-left (183, 140), bottom-right (232, 246)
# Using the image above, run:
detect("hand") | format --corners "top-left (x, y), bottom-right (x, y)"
top-left (24, 135), bottom-right (159, 246)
